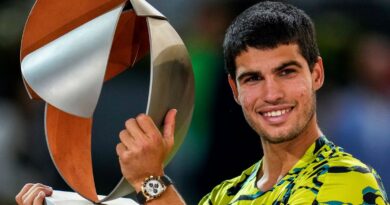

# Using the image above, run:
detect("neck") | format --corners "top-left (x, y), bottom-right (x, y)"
top-left (257, 115), bottom-right (322, 191)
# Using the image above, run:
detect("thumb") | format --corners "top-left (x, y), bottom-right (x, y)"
top-left (163, 109), bottom-right (177, 144)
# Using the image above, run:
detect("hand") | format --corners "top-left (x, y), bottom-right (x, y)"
top-left (116, 109), bottom-right (177, 190)
top-left (15, 183), bottom-right (53, 205)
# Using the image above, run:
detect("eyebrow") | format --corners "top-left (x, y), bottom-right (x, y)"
top-left (236, 60), bottom-right (303, 82)
top-left (236, 71), bottom-right (261, 83)
top-left (273, 60), bottom-right (303, 73)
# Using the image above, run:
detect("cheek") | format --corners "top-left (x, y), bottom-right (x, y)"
top-left (238, 89), bottom-right (259, 109)
top-left (287, 78), bottom-right (312, 99)
top-left (294, 83), bottom-right (313, 105)
top-left (282, 81), bottom-right (312, 107)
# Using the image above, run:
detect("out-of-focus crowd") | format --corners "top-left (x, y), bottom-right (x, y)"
top-left (0, 0), bottom-right (389, 204)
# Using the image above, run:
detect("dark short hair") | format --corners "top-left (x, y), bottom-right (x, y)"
top-left (223, 1), bottom-right (320, 79)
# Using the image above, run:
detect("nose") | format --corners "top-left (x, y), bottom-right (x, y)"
top-left (263, 78), bottom-right (284, 104)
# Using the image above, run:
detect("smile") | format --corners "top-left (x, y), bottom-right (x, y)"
top-left (262, 108), bottom-right (292, 117)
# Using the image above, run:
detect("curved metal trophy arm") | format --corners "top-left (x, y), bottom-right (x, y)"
top-left (22, 4), bottom-right (125, 118)
top-left (20, 0), bottom-right (127, 108)
top-left (130, 0), bottom-right (166, 19)
top-left (130, 0), bottom-right (194, 170)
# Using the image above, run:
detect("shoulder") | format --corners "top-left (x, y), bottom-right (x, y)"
top-left (316, 142), bottom-right (383, 189)
top-left (312, 147), bottom-right (388, 204)
top-left (199, 162), bottom-right (259, 205)
top-left (289, 142), bottom-right (388, 204)
top-left (321, 155), bottom-right (387, 203)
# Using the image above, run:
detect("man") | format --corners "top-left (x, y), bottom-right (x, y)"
top-left (16, 1), bottom-right (388, 204)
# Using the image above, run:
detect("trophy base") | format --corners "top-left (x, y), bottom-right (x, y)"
top-left (44, 190), bottom-right (138, 205)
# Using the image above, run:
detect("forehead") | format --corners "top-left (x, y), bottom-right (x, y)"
top-left (235, 44), bottom-right (307, 75)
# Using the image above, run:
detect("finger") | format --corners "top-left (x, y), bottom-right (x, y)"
top-left (22, 184), bottom-right (51, 205)
top-left (22, 184), bottom-right (45, 202)
top-left (16, 183), bottom-right (33, 204)
top-left (23, 184), bottom-right (52, 205)
top-left (136, 114), bottom-right (160, 138)
top-left (119, 130), bottom-right (134, 148)
top-left (32, 191), bottom-right (46, 205)
top-left (163, 109), bottom-right (177, 138)
top-left (116, 143), bottom-right (127, 157)
top-left (125, 118), bottom-right (147, 139)
top-left (163, 109), bottom-right (177, 150)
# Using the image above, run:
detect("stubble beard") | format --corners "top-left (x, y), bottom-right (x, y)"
top-left (245, 93), bottom-right (317, 144)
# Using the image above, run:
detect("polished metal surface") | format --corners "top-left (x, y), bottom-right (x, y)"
top-left (129, 0), bottom-right (166, 19)
top-left (146, 17), bottom-right (194, 165)
top-left (21, 4), bottom-right (124, 118)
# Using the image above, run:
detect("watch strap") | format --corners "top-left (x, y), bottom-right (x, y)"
top-left (136, 191), bottom-right (147, 204)
top-left (160, 175), bottom-right (173, 186)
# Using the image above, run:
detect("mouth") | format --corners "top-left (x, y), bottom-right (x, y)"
top-left (258, 106), bottom-right (294, 125)
top-left (261, 108), bottom-right (292, 117)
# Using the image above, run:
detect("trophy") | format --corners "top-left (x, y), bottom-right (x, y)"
top-left (20, 0), bottom-right (194, 204)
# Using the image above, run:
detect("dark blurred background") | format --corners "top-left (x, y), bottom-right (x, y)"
top-left (0, 0), bottom-right (389, 204)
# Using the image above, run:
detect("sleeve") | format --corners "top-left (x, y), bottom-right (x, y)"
top-left (198, 192), bottom-right (213, 205)
top-left (287, 163), bottom-right (388, 205)
top-left (314, 165), bottom-right (389, 205)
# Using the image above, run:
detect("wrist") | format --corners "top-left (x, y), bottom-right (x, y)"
top-left (132, 180), bottom-right (144, 193)
top-left (135, 174), bottom-right (173, 204)
top-left (126, 171), bottom-right (165, 192)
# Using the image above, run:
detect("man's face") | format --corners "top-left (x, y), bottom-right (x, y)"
top-left (228, 44), bottom-right (324, 144)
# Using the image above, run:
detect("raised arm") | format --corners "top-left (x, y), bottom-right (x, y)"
top-left (16, 109), bottom-right (186, 205)
top-left (116, 109), bottom-right (186, 204)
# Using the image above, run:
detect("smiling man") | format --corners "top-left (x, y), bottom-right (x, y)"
top-left (16, 1), bottom-right (388, 205)
top-left (198, 1), bottom-right (387, 204)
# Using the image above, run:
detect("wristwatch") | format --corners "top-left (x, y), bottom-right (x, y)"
top-left (136, 175), bottom-right (173, 204)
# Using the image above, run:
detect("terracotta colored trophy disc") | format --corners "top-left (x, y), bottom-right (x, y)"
top-left (20, 0), bottom-right (194, 203)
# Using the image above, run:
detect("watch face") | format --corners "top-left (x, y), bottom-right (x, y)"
top-left (144, 179), bottom-right (165, 197)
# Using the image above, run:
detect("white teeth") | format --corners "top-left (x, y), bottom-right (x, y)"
top-left (263, 108), bottom-right (290, 117)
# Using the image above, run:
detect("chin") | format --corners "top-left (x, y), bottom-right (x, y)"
top-left (259, 129), bottom-right (299, 144)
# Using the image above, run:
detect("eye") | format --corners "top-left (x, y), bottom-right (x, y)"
top-left (279, 68), bottom-right (296, 76)
top-left (243, 75), bottom-right (262, 83)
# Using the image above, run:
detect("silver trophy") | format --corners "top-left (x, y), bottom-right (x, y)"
top-left (20, 0), bottom-right (194, 203)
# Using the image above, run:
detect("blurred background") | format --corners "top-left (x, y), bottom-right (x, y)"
top-left (0, 0), bottom-right (389, 204)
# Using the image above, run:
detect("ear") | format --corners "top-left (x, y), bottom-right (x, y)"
top-left (311, 57), bottom-right (325, 91)
top-left (228, 74), bottom-right (240, 105)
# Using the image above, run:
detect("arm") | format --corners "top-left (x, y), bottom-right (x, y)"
top-left (16, 109), bottom-right (185, 205)
top-left (116, 109), bottom-right (186, 204)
